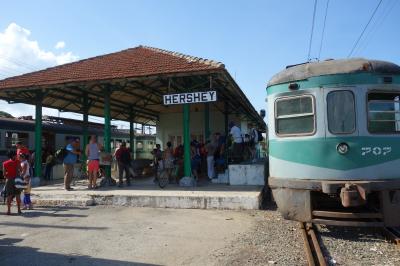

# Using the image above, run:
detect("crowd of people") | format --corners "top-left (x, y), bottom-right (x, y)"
top-left (1, 123), bottom-right (263, 213)
top-left (229, 121), bottom-right (262, 164)
top-left (149, 121), bottom-right (262, 184)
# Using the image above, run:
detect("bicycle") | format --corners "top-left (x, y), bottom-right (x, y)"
top-left (72, 162), bottom-right (87, 186)
top-left (156, 160), bottom-right (169, 188)
top-left (72, 162), bottom-right (110, 187)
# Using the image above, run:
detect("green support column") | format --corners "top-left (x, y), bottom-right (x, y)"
top-left (82, 93), bottom-right (89, 170)
top-left (183, 104), bottom-right (191, 177)
top-left (34, 91), bottom-right (43, 177)
top-left (129, 112), bottom-right (135, 156)
top-left (204, 103), bottom-right (210, 140)
top-left (104, 88), bottom-right (112, 178)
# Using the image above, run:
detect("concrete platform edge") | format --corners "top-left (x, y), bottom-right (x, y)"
top-left (32, 192), bottom-right (262, 210)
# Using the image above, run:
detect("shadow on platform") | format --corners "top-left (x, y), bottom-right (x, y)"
top-left (0, 221), bottom-right (107, 231)
top-left (0, 237), bottom-right (160, 266)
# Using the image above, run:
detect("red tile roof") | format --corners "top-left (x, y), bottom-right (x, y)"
top-left (0, 46), bottom-right (225, 90)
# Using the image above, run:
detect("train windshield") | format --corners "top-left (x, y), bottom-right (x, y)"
top-left (368, 92), bottom-right (400, 133)
top-left (327, 91), bottom-right (356, 134)
top-left (275, 95), bottom-right (315, 136)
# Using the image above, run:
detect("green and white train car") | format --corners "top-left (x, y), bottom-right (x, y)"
top-left (267, 58), bottom-right (400, 226)
top-left (0, 117), bottom-right (156, 163)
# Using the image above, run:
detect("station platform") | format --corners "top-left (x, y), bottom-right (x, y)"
top-left (30, 178), bottom-right (263, 210)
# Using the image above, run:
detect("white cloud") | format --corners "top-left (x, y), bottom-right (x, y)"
top-left (0, 22), bottom-right (79, 118)
top-left (55, 41), bottom-right (65, 49)
top-left (0, 23), bottom-right (79, 77)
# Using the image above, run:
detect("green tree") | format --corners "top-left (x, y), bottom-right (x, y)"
top-left (0, 111), bottom-right (14, 118)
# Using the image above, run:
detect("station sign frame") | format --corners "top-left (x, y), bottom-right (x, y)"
top-left (163, 90), bottom-right (217, 105)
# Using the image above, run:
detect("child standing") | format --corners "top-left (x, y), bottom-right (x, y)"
top-left (20, 153), bottom-right (32, 210)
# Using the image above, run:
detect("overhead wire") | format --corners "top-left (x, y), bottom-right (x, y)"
top-left (347, 0), bottom-right (383, 58)
top-left (307, 0), bottom-right (319, 61)
top-left (0, 66), bottom-right (25, 77)
top-left (0, 56), bottom-right (40, 72)
top-left (0, 60), bottom-right (40, 79)
top-left (0, 55), bottom-right (52, 80)
top-left (317, 0), bottom-right (330, 60)
top-left (353, 0), bottom-right (398, 56)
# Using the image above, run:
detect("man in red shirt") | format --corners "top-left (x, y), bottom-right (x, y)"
top-left (114, 142), bottom-right (132, 187)
top-left (2, 150), bottom-right (22, 215)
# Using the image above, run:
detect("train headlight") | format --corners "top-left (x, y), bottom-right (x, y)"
top-left (337, 143), bottom-right (349, 155)
top-left (288, 83), bottom-right (299, 90)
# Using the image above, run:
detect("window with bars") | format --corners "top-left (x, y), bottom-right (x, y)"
top-left (368, 92), bottom-right (400, 133)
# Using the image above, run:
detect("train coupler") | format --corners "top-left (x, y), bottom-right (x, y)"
top-left (340, 183), bottom-right (367, 207)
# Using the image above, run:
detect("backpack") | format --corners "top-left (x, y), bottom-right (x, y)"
top-left (49, 155), bottom-right (57, 166)
top-left (55, 147), bottom-right (68, 161)
top-left (120, 149), bottom-right (131, 164)
top-left (257, 130), bottom-right (264, 142)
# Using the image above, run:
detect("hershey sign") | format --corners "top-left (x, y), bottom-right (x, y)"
top-left (163, 91), bottom-right (217, 105)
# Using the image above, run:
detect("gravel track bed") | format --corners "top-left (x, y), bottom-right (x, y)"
top-left (318, 225), bottom-right (400, 266)
top-left (211, 206), bottom-right (307, 266)
top-left (211, 207), bottom-right (400, 266)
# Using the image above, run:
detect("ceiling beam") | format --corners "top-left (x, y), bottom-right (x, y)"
top-left (55, 86), bottom-right (159, 119)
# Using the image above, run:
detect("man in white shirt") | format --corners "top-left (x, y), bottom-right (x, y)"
top-left (229, 121), bottom-right (243, 163)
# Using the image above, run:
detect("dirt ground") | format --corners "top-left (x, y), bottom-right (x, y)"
top-left (0, 206), bottom-right (256, 266)
top-left (1, 205), bottom-right (398, 266)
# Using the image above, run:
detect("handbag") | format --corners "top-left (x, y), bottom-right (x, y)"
top-left (1, 186), bottom-right (6, 202)
top-left (14, 177), bottom-right (28, 189)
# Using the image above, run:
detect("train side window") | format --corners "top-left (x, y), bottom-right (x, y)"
top-left (136, 142), bottom-right (143, 150)
top-left (148, 141), bottom-right (154, 150)
top-left (5, 131), bottom-right (29, 149)
top-left (327, 91), bottom-right (356, 134)
top-left (275, 95), bottom-right (315, 136)
top-left (368, 92), bottom-right (400, 133)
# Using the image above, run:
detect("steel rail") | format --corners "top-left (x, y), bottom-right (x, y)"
top-left (299, 222), bottom-right (327, 266)
top-left (381, 227), bottom-right (400, 247)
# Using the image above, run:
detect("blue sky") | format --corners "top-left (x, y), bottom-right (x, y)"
top-left (0, 0), bottom-right (399, 126)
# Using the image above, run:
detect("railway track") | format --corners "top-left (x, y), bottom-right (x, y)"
top-left (381, 227), bottom-right (400, 247)
top-left (299, 222), bottom-right (327, 266)
top-left (299, 221), bottom-right (399, 266)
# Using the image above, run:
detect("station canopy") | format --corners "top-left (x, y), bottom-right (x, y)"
top-left (0, 45), bottom-right (265, 128)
